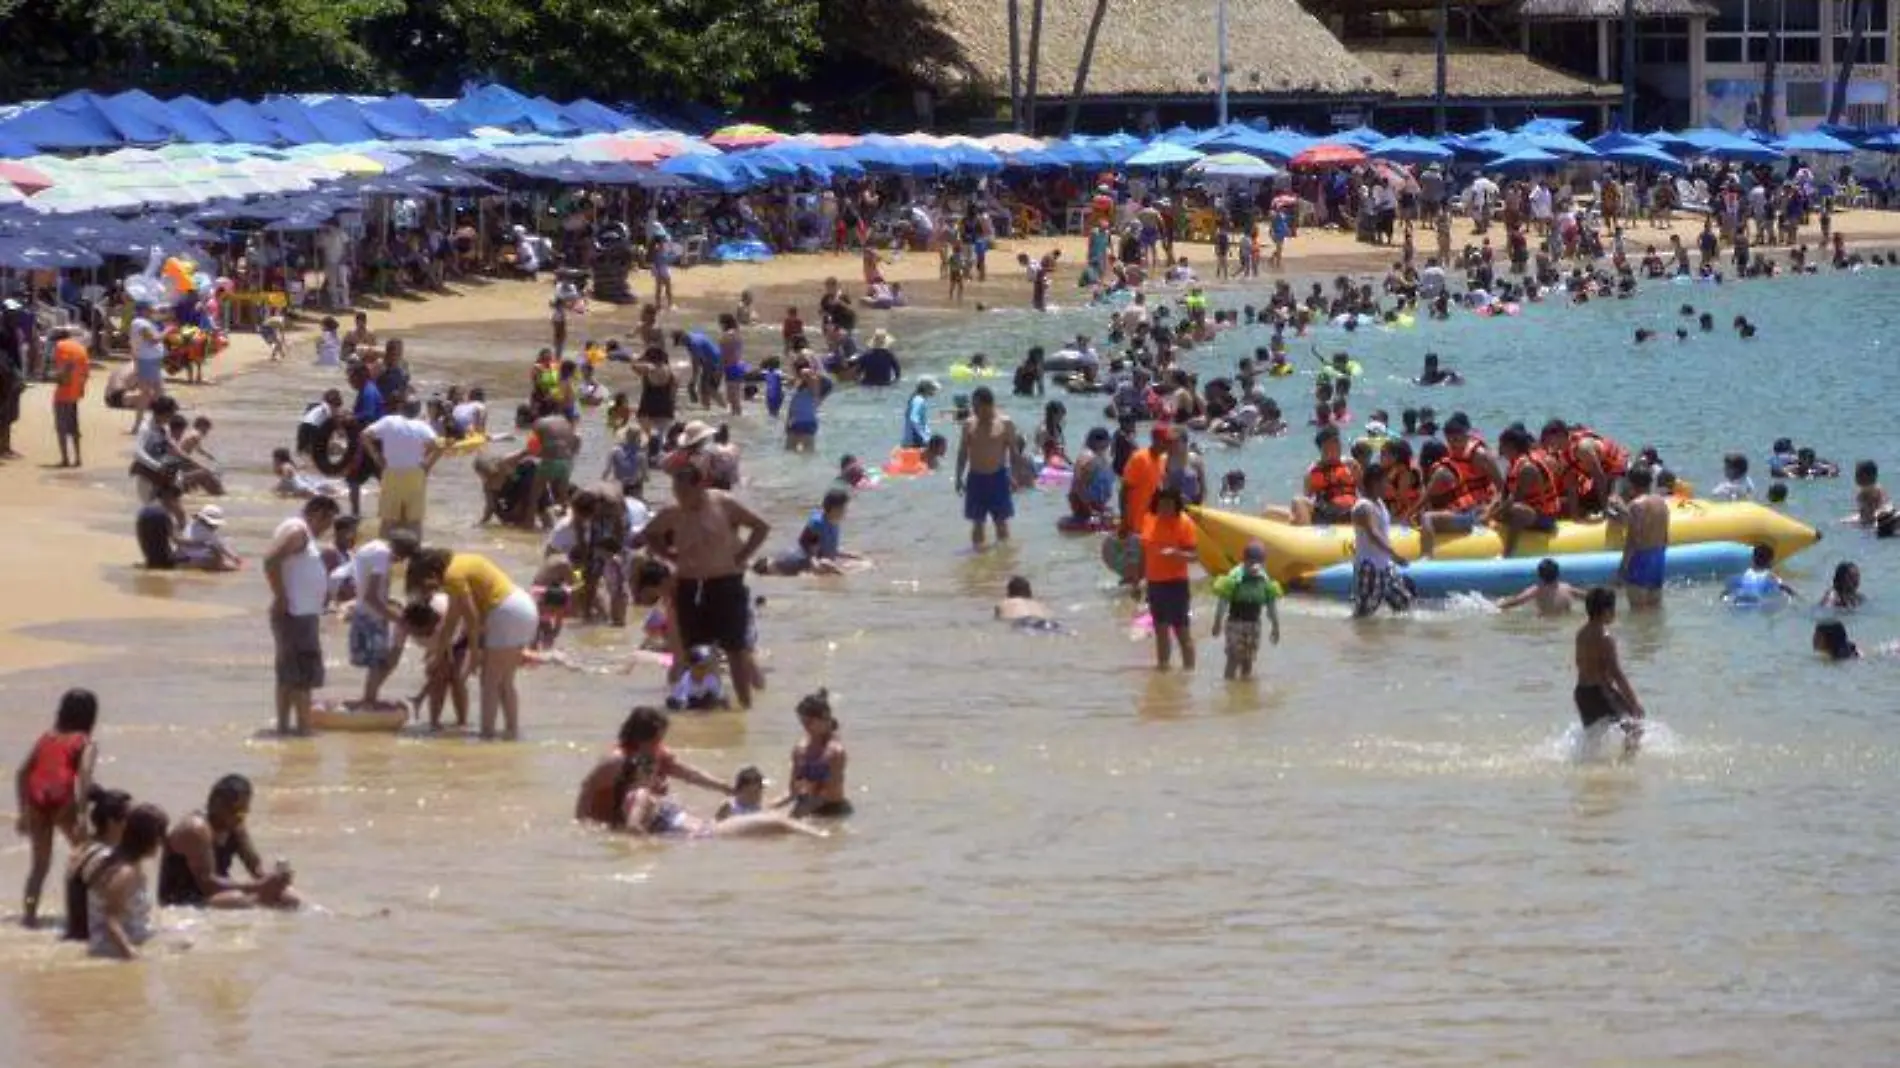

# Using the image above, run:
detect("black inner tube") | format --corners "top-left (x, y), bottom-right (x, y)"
top-left (308, 418), bottom-right (361, 477)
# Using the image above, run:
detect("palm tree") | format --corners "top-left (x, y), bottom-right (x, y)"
top-left (1008, 0), bottom-right (1023, 130)
top-left (1063, 0), bottom-right (1111, 135)
top-left (1023, 0), bottom-right (1047, 134)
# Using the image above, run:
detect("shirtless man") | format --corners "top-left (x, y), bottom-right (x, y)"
top-left (1498, 558), bottom-right (1583, 615)
top-left (1574, 586), bottom-right (1646, 757)
top-left (1618, 465), bottom-right (1670, 609)
top-left (530, 399), bottom-right (580, 517)
top-left (157, 774), bottom-right (301, 910)
top-left (641, 465), bottom-right (771, 709)
top-left (954, 386), bottom-right (1022, 548)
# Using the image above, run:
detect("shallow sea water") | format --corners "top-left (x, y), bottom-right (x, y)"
top-left (3, 268), bottom-right (1900, 1066)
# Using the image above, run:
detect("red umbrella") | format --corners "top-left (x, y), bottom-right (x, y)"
top-left (0, 161), bottom-right (54, 195)
top-left (1290, 143), bottom-right (1368, 169)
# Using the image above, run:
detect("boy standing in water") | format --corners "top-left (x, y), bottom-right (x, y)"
top-left (1210, 541), bottom-right (1282, 680)
top-left (1574, 587), bottom-right (1645, 757)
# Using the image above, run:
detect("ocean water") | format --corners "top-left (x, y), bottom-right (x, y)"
top-left (3, 268), bottom-right (1899, 1066)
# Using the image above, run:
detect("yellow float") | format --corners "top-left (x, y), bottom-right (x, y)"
top-left (948, 363), bottom-right (1001, 381)
top-left (1189, 500), bottom-right (1821, 586)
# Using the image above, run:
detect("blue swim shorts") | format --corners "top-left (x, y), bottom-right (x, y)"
top-left (1623, 546), bottom-right (1666, 590)
top-left (964, 468), bottom-right (1015, 524)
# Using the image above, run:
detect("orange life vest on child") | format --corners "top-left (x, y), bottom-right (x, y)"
top-left (1442, 435), bottom-right (1498, 509)
top-left (1305, 459), bottom-right (1358, 512)
top-left (1508, 449), bottom-right (1564, 518)
top-left (1382, 463), bottom-right (1423, 520)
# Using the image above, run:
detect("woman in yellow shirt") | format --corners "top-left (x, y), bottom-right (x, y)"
top-left (408, 549), bottom-right (536, 739)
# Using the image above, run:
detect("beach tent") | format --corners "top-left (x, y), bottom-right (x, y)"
top-left (0, 236), bottom-right (103, 268)
top-left (442, 85), bottom-right (578, 136)
top-left (0, 136), bottom-right (33, 159)
top-left (109, 90), bottom-right (226, 144)
top-left (1369, 133), bottom-right (1453, 164)
top-left (560, 99), bottom-right (642, 134)
top-left (304, 99), bottom-right (385, 144)
top-left (1125, 142), bottom-right (1205, 169)
top-left (254, 98), bottom-right (332, 145)
top-left (0, 93), bottom-right (130, 150)
top-left (204, 99), bottom-right (286, 145)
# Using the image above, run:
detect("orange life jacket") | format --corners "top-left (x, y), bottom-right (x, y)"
top-left (1444, 435), bottom-right (1498, 509)
top-left (1382, 463), bottom-right (1423, 520)
top-left (1508, 449), bottom-right (1564, 518)
top-left (1561, 428), bottom-right (1630, 496)
top-left (1305, 459), bottom-right (1358, 512)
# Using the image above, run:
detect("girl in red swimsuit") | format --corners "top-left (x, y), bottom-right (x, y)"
top-left (14, 689), bottom-right (100, 927)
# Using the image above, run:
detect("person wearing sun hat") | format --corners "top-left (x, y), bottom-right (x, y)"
top-left (854, 328), bottom-right (901, 387)
top-left (178, 504), bottom-right (241, 572)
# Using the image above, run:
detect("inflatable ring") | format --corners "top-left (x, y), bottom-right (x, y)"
top-left (948, 363), bottom-right (1001, 381)
top-left (311, 702), bottom-right (409, 732)
top-left (1268, 362), bottom-right (1295, 377)
top-left (881, 447), bottom-right (929, 477)
top-left (310, 419), bottom-right (365, 478)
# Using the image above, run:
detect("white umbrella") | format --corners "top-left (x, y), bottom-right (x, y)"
top-left (1187, 151), bottom-right (1280, 181)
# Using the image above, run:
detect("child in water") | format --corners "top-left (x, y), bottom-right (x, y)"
top-left (667, 646), bottom-right (730, 711)
top-left (15, 689), bottom-right (99, 927)
top-left (716, 767), bottom-right (766, 820)
top-left (1727, 544), bottom-right (1799, 604)
top-left (1821, 561), bottom-right (1864, 610)
top-left (1209, 541), bottom-right (1282, 681)
top-left (1847, 460), bottom-right (1894, 532)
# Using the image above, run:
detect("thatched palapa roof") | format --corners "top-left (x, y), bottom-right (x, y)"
top-left (906, 0), bottom-right (1383, 99)
top-left (1516, 0), bottom-right (1718, 20)
top-left (1350, 39), bottom-right (1622, 100)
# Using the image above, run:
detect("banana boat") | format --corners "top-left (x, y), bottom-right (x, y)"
top-left (1189, 500), bottom-right (1821, 586)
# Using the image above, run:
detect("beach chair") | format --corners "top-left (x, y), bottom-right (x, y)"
top-left (679, 234), bottom-right (707, 267)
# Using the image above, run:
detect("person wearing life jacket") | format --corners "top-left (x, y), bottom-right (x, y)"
top-left (1285, 426), bottom-right (1360, 526)
top-left (1494, 424), bottom-right (1565, 556)
top-left (1416, 414), bottom-right (1501, 556)
top-left (1540, 419), bottom-right (1630, 518)
top-left (1378, 437), bottom-right (1424, 526)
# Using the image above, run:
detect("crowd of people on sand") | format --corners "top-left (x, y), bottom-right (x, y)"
top-left (12, 151), bottom-right (1900, 959)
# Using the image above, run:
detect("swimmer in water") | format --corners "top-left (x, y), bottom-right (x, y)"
top-left (1415, 352), bottom-right (1464, 386)
top-left (1497, 558), bottom-right (1583, 615)
top-left (1727, 544), bottom-right (1799, 603)
top-left (575, 707), bottom-right (821, 838)
top-left (1820, 562), bottom-right (1863, 610)
top-left (1574, 587), bottom-right (1645, 757)
top-left (1813, 620), bottom-right (1860, 660)
top-left (1846, 460), bottom-right (1893, 528)
top-left (776, 689), bottom-right (852, 819)
top-left (995, 575), bottom-right (1057, 627)
top-left (1209, 540), bottom-right (1282, 680)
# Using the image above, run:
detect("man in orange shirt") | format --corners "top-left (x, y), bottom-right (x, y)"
top-left (52, 328), bottom-right (90, 467)
top-left (1120, 424), bottom-right (1169, 538)
top-left (1141, 486), bottom-right (1199, 672)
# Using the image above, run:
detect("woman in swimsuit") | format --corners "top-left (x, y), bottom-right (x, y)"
top-left (634, 346), bottom-right (679, 445)
top-left (86, 803), bottom-right (168, 960)
top-left (64, 787), bottom-right (130, 943)
top-left (780, 690), bottom-right (852, 819)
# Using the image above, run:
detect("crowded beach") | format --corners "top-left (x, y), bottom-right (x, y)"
top-left (5, 94), bottom-right (1900, 961)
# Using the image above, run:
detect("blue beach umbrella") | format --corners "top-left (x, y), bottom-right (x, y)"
top-left (1588, 130), bottom-right (1654, 154)
top-left (1776, 129), bottom-right (1857, 155)
top-left (1524, 130), bottom-right (1600, 158)
top-left (658, 153), bottom-right (745, 192)
top-left (1601, 143), bottom-right (1687, 171)
top-left (1125, 142), bottom-right (1205, 169)
top-left (1369, 133), bottom-right (1454, 164)
top-left (1486, 147), bottom-right (1562, 174)
top-left (1327, 124), bottom-right (1388, 148)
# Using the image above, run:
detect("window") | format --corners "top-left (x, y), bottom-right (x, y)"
top-left (1639, 37), bottom-right (1691, 63)
top-left (1846, 102), bottom-right (1889, 127)
top-left (1780, 0), bottom-right (1821, 31)
top-left (1707, 37), bottom-right (1745, 61)
top-left (1711, 0), bottom-right (1749, 31)
top-left (1833, 35), bottom-right (1889, 63)
top-left (1779, 37), bottom-right (1822, 62)
top-left (1832, 0), bottom-right (1890, 32)
top-left (1786, 81), bottom-right (1829, 116)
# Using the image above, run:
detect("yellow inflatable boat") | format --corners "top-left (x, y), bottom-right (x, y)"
top-left (1189, 500), bottom-right (1821, 585)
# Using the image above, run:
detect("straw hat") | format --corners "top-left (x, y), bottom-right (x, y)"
top-left (676, 420), bottom-right (717, 449)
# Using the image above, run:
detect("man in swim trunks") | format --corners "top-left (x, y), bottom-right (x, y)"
top-left (1618, 465), bottom-right (1669, 609)
top-left (642, 464), bottom-right (771, 709)
top-left (157, 774), bottom-right (301, 910)
top-left (954, 386), bottom-right (1022, 548)
top-left (530, 399), bottom-right (579, 516)
top-left (1574, 586), bottom-right (1645, 756)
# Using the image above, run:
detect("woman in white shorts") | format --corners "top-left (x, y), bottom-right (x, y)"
top-left (407, 548), bottom-right (536, 739)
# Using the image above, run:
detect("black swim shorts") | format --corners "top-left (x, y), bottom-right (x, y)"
top-left (674, 574), bottom-right (751, 653)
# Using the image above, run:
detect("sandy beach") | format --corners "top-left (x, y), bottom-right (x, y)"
top-left (5, 208), bottom-right (1900, 677)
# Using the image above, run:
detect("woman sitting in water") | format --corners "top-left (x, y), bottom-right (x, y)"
top-left (575, 707), bottom-right (821, 838)
top-left (777, 690), bottom-right (852, 819)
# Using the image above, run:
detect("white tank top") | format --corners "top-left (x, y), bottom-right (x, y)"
top-left (1354, 498), bottom-right (1393, 569)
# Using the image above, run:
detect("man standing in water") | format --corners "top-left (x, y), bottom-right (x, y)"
top-left (530, 398), bottom-right (580, 518)
top-left (643, 464), bottom-right (771, 709)
top-left (1618, 465), bottom-right (1669, 609)
top-left (263, 497), bottom-right (340, 735)
top-left (954, 387), bottom-right (1022, 548)
top-left (1574, 587), bottom-right (1645, 757)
